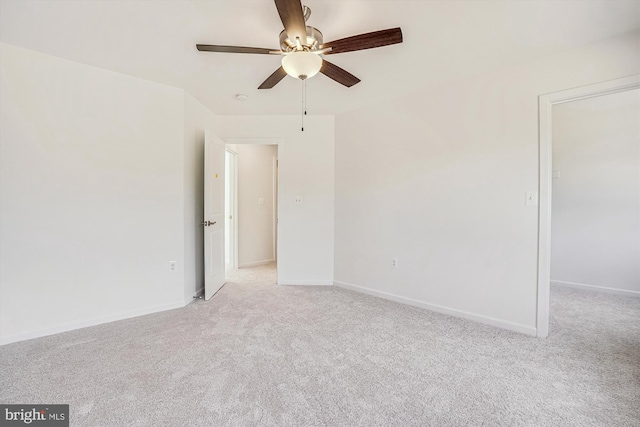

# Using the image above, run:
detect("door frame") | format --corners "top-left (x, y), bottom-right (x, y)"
top-left (225, 148), bottom-right (239, 270)
top-left (536, 74), bottom-right (640, 338)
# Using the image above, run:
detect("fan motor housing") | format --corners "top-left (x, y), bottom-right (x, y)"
top-left (279, 26), bottom-right (323, 52)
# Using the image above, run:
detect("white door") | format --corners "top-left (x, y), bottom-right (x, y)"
top-left (204, 131), bottom-right (225, 300)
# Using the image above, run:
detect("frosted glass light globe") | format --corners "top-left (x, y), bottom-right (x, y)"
top-left (281, 51), bottom-right (322, 80)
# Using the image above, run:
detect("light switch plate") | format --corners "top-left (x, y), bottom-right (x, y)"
top-left (526, 191), bottom-right (538, 206)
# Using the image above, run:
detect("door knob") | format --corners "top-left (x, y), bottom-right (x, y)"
top-left (201, 221), bottom-right (216, 227)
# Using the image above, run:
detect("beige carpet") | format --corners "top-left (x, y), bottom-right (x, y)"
top-left (1, 264), bottom-right (639, 426)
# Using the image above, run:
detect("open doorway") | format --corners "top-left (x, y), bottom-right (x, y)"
top-left (550, 89), bottom-right (639, 293)
top-left (537, 76), bottom-right (640, 337)
top-left (224, 143), bottom-right (279, 284)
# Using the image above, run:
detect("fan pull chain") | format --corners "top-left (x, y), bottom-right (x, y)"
top-left (300, 79), bottom-right (308, 132)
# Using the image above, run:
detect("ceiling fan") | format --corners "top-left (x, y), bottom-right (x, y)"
top-left (196, 0), bottom-right (403, 89)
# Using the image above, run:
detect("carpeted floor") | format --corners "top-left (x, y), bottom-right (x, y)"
top-left (1, 264), bottom-right (639, 426)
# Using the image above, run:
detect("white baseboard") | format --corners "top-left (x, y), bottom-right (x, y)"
top-left (551, 280), bottom-right (640, 297)
top-left (334, 281), bottom-right (537, 336)
top-left (238, 259), bottom-right (275, 268)
top-left (0, 300), bottom-right (187, 346)
top-left (278, 280), bottom-right (334, 286)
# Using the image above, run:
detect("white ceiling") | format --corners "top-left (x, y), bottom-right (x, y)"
top-left (1, 0), bottom-right (638, 115)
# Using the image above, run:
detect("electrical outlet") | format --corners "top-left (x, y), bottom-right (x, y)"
top-left (169, 261), bottom-right (177, 271)
top-left (392, 258), bottom-right (398, 269)
top-left (294, 195), bottom-right (303, 205)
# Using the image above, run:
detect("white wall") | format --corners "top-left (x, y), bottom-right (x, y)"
top-left (551, 89), bottom-right (640, 293)
top-left (183, 93), bottom-right (215, 300)
top-left (234, 144), bottom-right (278, 267)
top-left (0, 43), bottom-right (195, 344)
top-left (215, 116), bottom-right (335, 285)
top-left (334, 31), bottom-right (640, 335)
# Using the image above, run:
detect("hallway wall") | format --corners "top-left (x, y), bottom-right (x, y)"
top-left (235, 144), bottom-right (278, 268)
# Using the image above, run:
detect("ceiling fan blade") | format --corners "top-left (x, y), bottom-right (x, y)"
top-left (322, 27), bottom-right (403, 55)
top-left (258, 67), bottom-right (288, 89)
top-left (274, 0), bottom-right (307, 45)
top-left (320, 60), bottom-right (361, 87)
top-left (196, 45), bottom-right (278, 55)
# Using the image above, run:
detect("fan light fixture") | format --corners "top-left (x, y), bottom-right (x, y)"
top-left (281, 51), bottom-right (322, 80)
top-left (196, 1), bottom-right (404, 130)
